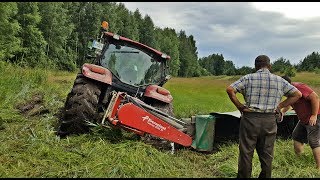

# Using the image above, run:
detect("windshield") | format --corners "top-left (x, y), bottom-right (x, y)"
top-left (100, 43), bottom-right (164, 86)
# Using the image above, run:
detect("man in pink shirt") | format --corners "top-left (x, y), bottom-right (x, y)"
top-left (282, 75), bottom-right (320, 169)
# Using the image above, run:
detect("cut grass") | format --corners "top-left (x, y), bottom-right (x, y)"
top-left (1, 62), bottom-right (320, 178)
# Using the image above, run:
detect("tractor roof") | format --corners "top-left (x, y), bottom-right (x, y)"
top-left (104, 32), bottom-right (171, 61)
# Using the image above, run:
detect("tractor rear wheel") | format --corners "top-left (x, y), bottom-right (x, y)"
top-left (57, 73), bottom-right (102, 137)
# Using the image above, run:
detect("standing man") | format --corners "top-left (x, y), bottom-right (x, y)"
top-left (281, 75), bottom-right (320, 170)
top-left (226, 55), bottom-right (302, 178)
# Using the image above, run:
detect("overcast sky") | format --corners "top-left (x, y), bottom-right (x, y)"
top-left (121, 2), bottom-right (320, 68)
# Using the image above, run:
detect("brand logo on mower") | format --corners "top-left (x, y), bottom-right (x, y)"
top-left (142, 116), bottom-right (166, 132)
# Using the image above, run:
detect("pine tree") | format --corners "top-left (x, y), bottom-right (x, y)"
top-left (38, 2), bottom-right (76, 71)
top-left (16, 2), bottom-right (47, 67)
top-left (0, 2), bottom-right (21, 61)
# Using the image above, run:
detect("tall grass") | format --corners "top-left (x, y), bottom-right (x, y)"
top-left (0, 61), bottom-right (47, 123)
top-left (1, 63), bottom-right (320, 178)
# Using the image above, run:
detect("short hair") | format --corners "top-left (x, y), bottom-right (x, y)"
top-left (281, 75), bottom-right (291, 83)
top-left (255, 55), bottom-right (271, 69)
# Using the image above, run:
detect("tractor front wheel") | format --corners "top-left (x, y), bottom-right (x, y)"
top-left (142, 101), bottom-right (176, 150)
top-left (57, 73), bottom-right (102, 137)
top-left (152, 101), bottom-right (174, 117)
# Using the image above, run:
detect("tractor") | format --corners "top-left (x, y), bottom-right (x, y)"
top-left (56, 21), bottom-right (196, 149)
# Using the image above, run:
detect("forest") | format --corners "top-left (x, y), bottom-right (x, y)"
top-left (1, 2), bottom-right (320, 77)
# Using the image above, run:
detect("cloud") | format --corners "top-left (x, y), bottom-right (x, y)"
top-left (252, 2), bottom-right (320, 20)
top-left (121, 2), bottom-right (320, 67)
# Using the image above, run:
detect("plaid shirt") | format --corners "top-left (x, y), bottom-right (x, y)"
top-left (230, 68), bottom-right (298, 113)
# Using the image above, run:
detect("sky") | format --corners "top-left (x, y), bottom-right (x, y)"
top-left (121, 2), bottom-right (320, 68)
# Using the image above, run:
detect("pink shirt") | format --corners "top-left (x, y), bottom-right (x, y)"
top-left (292, 82), bottom-right (320, 124)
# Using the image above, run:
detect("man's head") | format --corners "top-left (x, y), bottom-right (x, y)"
top-left (281, 75), bottom-right (292, 84)
top-left (255, 55), bottom-right (271, 70)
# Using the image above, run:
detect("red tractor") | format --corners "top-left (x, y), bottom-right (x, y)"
top-left (57, 21), bottom-right (194, 148)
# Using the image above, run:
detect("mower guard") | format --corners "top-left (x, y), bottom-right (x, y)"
top-left (102, 91), bottom-right (193, 147)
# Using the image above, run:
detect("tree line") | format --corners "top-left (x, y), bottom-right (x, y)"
top-left (1, 2), bottom-right (319, 77)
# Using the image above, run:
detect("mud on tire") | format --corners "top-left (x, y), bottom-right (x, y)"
top-left (152, 101), bottom-right (174, 117)
top-left (57, 73), bottom-right (102, 137)
top-left (142, 101), bottom-right (175, 150)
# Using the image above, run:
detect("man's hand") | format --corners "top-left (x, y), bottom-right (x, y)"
top-left (237, 104), bottom-right (246, 111)
top-left (309, 114), bottom-right (317, 126)
top-left (306, 92), bottom-right (319, 126)
top-left (237, 104), bottom-right (252, 114)
top-left (275, 106), bottom-right (283, 123)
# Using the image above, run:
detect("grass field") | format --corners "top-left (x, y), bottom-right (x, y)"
top-left (164, 76), bottom-right (240, 118)
top-left (1, 61), bottom-right (320, 178)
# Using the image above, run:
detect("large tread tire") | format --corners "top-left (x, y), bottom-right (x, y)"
top-left (142, 101), bottom-right (176, 150)
top-left (57, 73), bottom-right (102, 137)
top-left (152, 101), bottom-right (174, 117)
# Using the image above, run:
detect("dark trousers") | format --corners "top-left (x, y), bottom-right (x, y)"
top-left (237, 112), bottom-right (277, 178)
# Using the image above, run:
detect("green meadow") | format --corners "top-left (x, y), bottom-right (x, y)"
top-left (164, 76), bottom-right (240, 118)
top-left (1, 61), bottom-right (320, 178)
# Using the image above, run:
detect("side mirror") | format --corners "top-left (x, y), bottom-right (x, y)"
top-left (87, 39), bottom-right (104, 50)
top-left (159, 75), bottom-right (171, 86)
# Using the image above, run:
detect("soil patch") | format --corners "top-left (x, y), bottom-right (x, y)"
top-left (16, 93), bottom-right (50, 117)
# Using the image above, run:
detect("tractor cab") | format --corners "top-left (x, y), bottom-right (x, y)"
top-left (88, 21), bottom-right (171, 88)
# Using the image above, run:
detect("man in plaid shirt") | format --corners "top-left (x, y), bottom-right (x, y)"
top-left (226, 55), bottom-right (302, 178)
